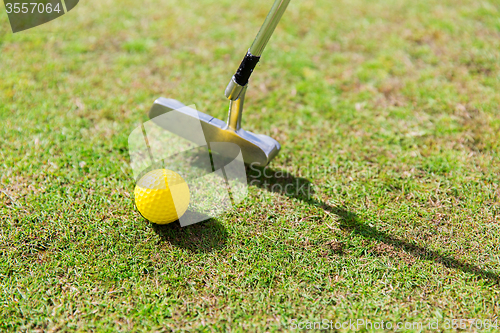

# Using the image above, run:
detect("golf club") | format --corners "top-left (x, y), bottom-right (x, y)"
top-left (148, 0), bottom-right (291, 166)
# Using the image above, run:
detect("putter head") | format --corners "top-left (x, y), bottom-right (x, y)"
top-left (148, 98), bottom-right (280, 166)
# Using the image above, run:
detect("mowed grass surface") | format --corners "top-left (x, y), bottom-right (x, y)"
top-left (1, 0), bottom-right (499, 330)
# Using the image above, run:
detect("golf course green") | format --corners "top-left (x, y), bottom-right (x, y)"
top-left (1, 0), bottom-right (499, 330)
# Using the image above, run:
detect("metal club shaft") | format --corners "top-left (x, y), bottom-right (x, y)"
top-left (249, 0), bottom-right (291, 57)
top-left (225, 0), bottom-right (291, 101)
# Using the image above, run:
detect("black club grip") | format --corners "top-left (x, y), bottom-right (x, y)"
top-left (233, 51), bottom-right (261, 86)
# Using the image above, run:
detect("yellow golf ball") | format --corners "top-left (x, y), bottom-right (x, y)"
top-left (134, 169), bottom-right (190, 224)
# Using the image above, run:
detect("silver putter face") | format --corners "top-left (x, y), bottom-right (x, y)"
top-left (149, 98), bottom-right (280, 166)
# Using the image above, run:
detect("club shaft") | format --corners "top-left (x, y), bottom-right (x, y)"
top-left (227, 86), bottom-right (247, 131)
top-left (249, 0), bottom-right (291, 57)
top-left (225, 0), bottom-right (291, 100)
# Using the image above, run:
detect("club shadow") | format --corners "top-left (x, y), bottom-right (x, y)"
top-left (249, 165), bottom-right (500, 284)
top-left (245, 164), bottom-right (315, 200)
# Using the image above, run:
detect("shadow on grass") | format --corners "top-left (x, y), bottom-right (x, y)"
top-left (248, 165), bottom-right (500, 284)
top-left (151, 219), bottom-right (228, 253)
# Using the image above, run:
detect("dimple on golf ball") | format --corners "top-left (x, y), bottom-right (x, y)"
top-left (134, 169), bottom-right (190, 224)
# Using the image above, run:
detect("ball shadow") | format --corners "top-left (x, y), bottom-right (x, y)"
top-left (151, 218), bottom-right (228, 253)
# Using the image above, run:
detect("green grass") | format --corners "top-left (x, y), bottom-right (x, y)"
top-left (1, 0), bottom-right (500, 331)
